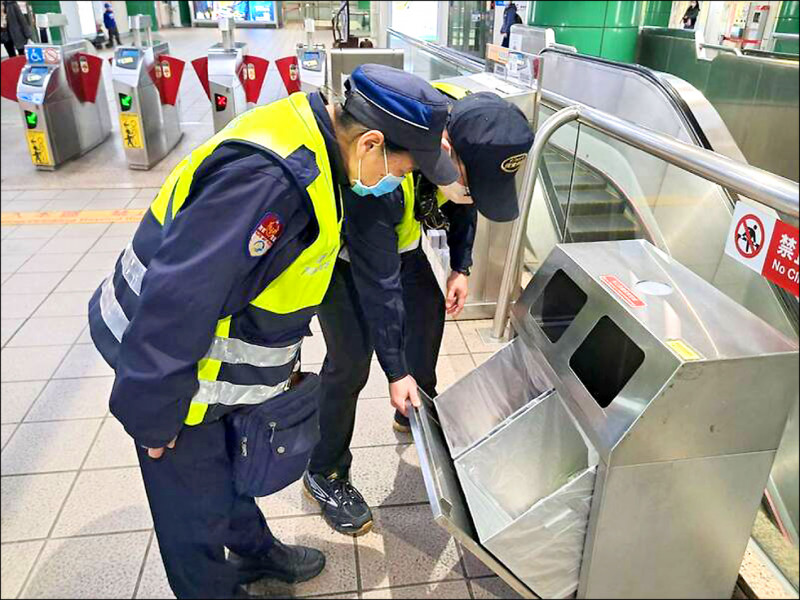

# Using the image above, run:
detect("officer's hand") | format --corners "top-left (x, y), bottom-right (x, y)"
top-left (445, 271), bottom-right (469, 317)
top-left (146, 436), bottom-right (177, 460)
top-left (389, 375), bottom-right (420, 416)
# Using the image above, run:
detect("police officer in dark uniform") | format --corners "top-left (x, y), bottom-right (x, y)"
top-left (87, 65), bottom-right (457, 599)
top-left (303, 91), bottom-right (536, 536)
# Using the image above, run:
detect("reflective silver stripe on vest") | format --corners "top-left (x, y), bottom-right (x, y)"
top-left (120, 244), bottom-right (146, 296)
top-left (100, 245), bottom-right (300, 409)
top-left (100, 276), bottom-right (129, 342)
top-left (205, 337), bottom-right (301, 367)
top-left (194, 378), bottom-right (291, 407)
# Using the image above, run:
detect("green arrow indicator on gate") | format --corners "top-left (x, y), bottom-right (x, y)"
top-left (119, 93), bottom-right (133, 111)
top-left (24, 110), bottom-right (37, 129)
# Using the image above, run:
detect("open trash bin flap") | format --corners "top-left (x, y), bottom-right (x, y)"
top-left (409, 391), bottom-right (540, 599)
top-left (410, 338), bottom-right (598, 599)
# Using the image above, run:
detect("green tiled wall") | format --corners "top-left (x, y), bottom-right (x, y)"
top-left (529, 1), bottom-right (644, 63)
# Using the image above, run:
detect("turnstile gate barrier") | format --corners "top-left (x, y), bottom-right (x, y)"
top-left (111, 15), bottom-right (184, 170)
top-left (410, 239), bottom-right (799, 599)
top-left (5, 13), bottom-right (111, 170)
top-left (191, 17), bottom-right (268, 133)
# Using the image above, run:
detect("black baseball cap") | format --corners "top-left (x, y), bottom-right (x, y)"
top-left (343, 64), bottom-right (458, 186)
top-left (448, 92), bottom-right (535, 222)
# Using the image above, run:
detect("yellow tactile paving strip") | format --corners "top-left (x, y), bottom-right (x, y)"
top-left (1, 209), bottom-right (147, 226)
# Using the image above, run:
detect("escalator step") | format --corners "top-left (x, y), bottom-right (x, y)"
top-left (567, 213), bottom-right (639, 242)
top-left (554, 174), bottom-right (609, 191)
top-left (560, 190), bottom-right (626, 216)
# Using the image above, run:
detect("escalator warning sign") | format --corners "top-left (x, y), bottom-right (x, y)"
top-left (119, 114), bottom-right (143, 149)
top-left (26, 131), bottom-right (52, 166)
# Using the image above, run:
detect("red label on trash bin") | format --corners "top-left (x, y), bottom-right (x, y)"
top-left (600, 275), bottom-right (646, 308)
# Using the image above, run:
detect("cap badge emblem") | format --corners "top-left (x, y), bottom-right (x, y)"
top-left (500, 153), bottom-right (528, 173)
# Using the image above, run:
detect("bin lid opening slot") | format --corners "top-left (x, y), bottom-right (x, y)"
top-left (530, 269), bottom-right (588, 343)
top-left (569, 316), bottom-right (645, 409)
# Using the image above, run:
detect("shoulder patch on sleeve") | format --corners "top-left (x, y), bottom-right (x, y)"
top-left (248, 212), bottom-right (284, 257)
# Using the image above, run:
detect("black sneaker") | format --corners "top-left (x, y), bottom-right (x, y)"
top-left (302, 471), bottom-right (373, 536)
top-left (393, 411), bottom-right (411, 434)
top-left (228, 541), bottom-right (325, 585)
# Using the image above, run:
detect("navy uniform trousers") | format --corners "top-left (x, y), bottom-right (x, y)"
top-left (136, 415), bottom-right (276, 599)
top-left (308, 248), bottom-right (445, 477)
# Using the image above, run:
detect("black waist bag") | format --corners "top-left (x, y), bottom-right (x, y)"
top-left (227, 372), bottom-right (321, 498)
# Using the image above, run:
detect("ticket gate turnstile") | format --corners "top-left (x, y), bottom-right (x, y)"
top-left (191, 17), bottom-right (268, 133)
top-left (111, 15), bottom-right (183, 170)
top-left (13, 13), bottom-right (111, 170)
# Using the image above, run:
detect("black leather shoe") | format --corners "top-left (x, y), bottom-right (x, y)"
top-left (392, 411), bottom-right (411, 434)
top-left (228, 541), bottom-right (325, 585)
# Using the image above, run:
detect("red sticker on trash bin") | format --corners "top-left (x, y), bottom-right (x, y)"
top-left (600, 275), bottom-right (646, 308)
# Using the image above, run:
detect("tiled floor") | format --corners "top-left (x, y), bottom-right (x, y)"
top-left (1, 26), bottom-right (517, 598)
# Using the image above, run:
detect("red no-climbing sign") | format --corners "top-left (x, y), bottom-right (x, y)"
top-left (734, 213), bottom-right (765, 259)
top-left (725, 202), bottom-right (799, 298)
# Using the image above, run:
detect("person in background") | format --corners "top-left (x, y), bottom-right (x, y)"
top-left (682, 0), bottom-right (701, 29)
top-left (103, 2), bottom-right (121, 47)
top-left (1, 0), bottom-right (32, 57)
top-left (500, 1), bottom-right (523, 48)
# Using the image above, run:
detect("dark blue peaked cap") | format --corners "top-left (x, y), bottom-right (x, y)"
top-left (343, 64), bottom-right (458, 186)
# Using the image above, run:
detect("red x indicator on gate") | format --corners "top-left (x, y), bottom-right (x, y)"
top-left (214, 93), bottom-right (228, 111)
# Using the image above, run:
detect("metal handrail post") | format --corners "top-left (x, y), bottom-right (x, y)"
top-left (490, 105), bottom-right (581, 340)
top-left (699, 42), bottom-right (742, 56)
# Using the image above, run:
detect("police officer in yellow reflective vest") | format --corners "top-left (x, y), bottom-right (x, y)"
top-left (304, 88), bottom-right (536, 536)
top-left (87, 65), bottom-right (457, 599)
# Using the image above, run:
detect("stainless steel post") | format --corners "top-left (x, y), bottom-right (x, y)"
top-left (530, 52), bottom-right (544, 138)
top-left (220, 16), bottom-right (235, 51)
top-left (129, 15), bottom-right (153, 49)
top-left (490, 105), bottom-right (580, 341)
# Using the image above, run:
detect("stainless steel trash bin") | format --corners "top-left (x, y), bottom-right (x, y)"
top-left (410, 240), bottom-right (798, 599)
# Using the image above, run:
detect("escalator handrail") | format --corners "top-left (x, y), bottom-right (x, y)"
top-left (383, 33), bottom-right (720, 159)
top-left (539, 47), bottom-right (716, 153)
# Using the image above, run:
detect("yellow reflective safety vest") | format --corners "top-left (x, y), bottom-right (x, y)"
top-left (148, 93), bottom-right (341, 426)
top-left (394, 81), bottom-right (470, 254)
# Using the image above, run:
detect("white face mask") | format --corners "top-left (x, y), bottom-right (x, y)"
top-left (439, 181), bottom-right (472, 205)
top-left (438, 139), bottom-right (472, 204)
